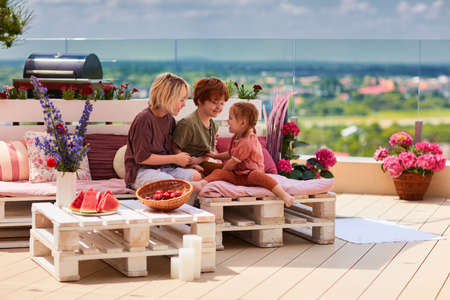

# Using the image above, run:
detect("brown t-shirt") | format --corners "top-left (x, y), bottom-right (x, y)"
top-left (124, 108), bottom-right (176, 187)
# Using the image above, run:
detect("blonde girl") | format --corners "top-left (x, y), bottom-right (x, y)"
top-left (125, 73), bottom-right (202, 190)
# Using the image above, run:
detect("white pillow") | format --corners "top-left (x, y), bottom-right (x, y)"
top-left (113, 145), bottom-right (127, 179)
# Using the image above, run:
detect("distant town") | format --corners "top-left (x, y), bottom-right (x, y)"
top-left (1, 59), bottom-right (449, 158)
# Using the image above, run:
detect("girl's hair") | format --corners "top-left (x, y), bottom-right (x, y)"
top-left (193, 77), bottom-right (229, 106)
top-left (230, 102), bottom-right (258, 136)
top-left (149, 73), bottom-right (189, 113)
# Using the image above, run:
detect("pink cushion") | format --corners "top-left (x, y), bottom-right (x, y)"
top-left (0, 140), bottom-right (29, 181)
top-left (0, 178), bottom-right (133, 197)
top-left (199, 174), bottom-right (334, 198)
top-left (216, 136), bottom-right (277, 174)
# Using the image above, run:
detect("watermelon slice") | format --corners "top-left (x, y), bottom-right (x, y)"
top-left (95, 192), bottom-right (103, 212)
top-left (96, 190), bottom-right (113, 212)
top-left (80, 188), bottom-right (99, 214)
top-left (98, 192), bottom-right (120, 212)
top-left (69, 191), bottom-right (84, 212)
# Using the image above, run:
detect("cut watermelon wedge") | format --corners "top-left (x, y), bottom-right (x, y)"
top-left (80, 189), bottom-right (99, 214)
top-left (98, 193), bottom-right (120, 212)
top-left (69, 191), bottom-right (84, 212)
top-left (95, 192), bottom-right (103, 212)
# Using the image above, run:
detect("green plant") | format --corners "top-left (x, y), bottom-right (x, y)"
top-left (0, 0), bottom-right (32, 48)
top-left (234, 82), bottom-right (262, 99)
top-left (60, 86), bottom-right (77, 100)
top-left (225, 80), bottom-right (235, 97)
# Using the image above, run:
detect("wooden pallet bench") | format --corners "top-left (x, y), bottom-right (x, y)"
top-left (0, 194), bottom-right (136, 249)
top-left (30, 200), bottom-right (216, 281)
top-left (199, 192), bottom-right (335, 250)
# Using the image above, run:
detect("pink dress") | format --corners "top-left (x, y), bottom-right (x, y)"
top-left (229, 134), bottom-right (264, 175)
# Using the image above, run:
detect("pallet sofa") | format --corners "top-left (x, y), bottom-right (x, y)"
top-left (0, 97), bottom-right (336, 253)
top-left (0, 98), bottom-right (261, 248)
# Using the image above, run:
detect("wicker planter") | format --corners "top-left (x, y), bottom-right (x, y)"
top-left (393, 173), bottom-right (433, 200)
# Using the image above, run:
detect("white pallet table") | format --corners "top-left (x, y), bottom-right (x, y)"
top-left (30, 200), bottom-right (216, 281)
top-left (199, 192), bottom-right (336, 250)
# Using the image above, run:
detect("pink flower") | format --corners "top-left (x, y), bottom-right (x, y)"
top-left (282, 122), bottom-right (300, 137)
top-left (315, 148), bottom-right (337, 169)
top-left (416, 153), bottom-right (435, 171)
top-left (415, 141), bottom-right (430, 153)
top-left (428, 143), bottom-right (443, 155)
top-left (389, 131), bottom-right (412, 148)
top-left (398, 151), bottom-right (416, 169)
top-left (383, 155), bottom-right (403, 178)
top-left (277, 159), bottom-right (293, 173)
top-left (373, 146), bottom-right (389, 161)
top-left (433, 154), bottom-right (446, 172)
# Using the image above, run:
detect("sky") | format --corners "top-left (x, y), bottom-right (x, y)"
top-left (22, 0), bottom-right (450, 39)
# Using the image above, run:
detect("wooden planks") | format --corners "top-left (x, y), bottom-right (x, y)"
top-left (200, 192), bottom-right (336, 249)
top-left (0, 193), bottom-right (446, 299)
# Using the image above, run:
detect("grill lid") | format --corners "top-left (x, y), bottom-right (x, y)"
top-left (23, 53), bottom-right (103, 79)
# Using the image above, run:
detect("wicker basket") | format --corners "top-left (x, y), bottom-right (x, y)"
top-left (136, 179), bottom-right (193, 211)
top-left (393, 173), bottom-right (433, 200)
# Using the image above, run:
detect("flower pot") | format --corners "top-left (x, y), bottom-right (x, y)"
top-left (393, 173), bottom-right (433, 200)
top-left (56, 171), bottom-right (77, 208)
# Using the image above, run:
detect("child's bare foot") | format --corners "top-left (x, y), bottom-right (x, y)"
top-left (271, 184), bottom-right (295, 207)
top-left (282, 195), bottom-right (295, 207)
top-left (191, 180), bottom-right (207, 194)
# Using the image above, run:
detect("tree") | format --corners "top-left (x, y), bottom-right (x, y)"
top-left (0, 0), bottom-right (31, 48)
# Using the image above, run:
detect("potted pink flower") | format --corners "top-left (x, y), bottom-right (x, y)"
top-left (373, 131), bottom-right (447, 200)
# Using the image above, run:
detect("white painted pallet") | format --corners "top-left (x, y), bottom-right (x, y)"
top-left (30, 201), bottom-right (216, 281)
top-left (200, 192), bottom-right (336, 250)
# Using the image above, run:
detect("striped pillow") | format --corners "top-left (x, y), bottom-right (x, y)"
top-left (0, 140), bottom-right (30, 181)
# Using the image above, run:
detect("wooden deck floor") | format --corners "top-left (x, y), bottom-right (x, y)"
top-left (0, 194), bottom-right (448, 300)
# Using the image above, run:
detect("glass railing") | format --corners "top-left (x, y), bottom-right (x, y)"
top-left (1, 38), bottom-right (449, 159)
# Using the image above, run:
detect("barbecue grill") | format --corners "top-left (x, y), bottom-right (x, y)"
top-left (13, 53), bottom-right (111, 98)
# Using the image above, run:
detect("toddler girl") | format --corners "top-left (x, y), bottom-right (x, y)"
top-left (192, 102), bottom-right (295, 207)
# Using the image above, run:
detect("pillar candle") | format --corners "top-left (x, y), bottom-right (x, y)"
top-left (183, 234), bottom-right (202, 279)
top-left (178, 248), bottom-right (195, 281)
top-left (170, 256), bottom-right (179, 279)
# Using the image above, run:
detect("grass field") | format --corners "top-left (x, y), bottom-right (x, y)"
top-left (299, 109), bottom-right (450, 128)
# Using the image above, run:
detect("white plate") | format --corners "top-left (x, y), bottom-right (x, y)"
top-left (64, 208), bottom-right (118, 216)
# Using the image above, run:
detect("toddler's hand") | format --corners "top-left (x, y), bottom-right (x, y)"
top-left (206, 151), bottom-right (218, 159)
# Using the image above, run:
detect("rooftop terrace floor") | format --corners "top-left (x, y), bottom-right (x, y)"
top-left (0, 193), bottom-right (448, 300)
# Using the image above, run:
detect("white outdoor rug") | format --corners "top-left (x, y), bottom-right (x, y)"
top-left (335, 218), bottom-right (443, 244)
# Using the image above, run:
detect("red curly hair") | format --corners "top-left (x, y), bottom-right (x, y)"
top-left (193, 77), bottom-right (229, 106)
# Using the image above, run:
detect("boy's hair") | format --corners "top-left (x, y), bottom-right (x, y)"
top-left (193, 77), bottom-right (229, 106)
top-left (230, 102), bottom-right (258, 135)
top-left (149, 73), bottom-right (189, 112)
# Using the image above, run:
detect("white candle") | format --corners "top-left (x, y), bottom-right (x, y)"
top-left (183, 234), bottom-right (202, 279)
top-left (178, 248), bottom-right (195, 281)
top-left (170, 256), bottom-right (179, 279)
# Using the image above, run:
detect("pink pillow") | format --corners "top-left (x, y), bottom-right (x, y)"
top-left (24, 131), bottom-right (91, 183)
top-left (0, 140), bottom-right (29, 181)
top-left (216, 136), bottom-right (277, 174)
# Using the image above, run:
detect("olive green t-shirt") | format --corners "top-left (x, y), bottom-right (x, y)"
top-left (173, 110), bottom-right (218, 157)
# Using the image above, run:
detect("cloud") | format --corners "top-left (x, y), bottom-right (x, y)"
top-left (337, 0), bottom-right (372, 14)
top-left (280, 1), bottom-right (310, 16)
top-left (396, 0), bottom-right (443, 18)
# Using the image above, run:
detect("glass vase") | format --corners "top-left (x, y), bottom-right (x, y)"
top-left (56, 171), bottom-right (77, 208)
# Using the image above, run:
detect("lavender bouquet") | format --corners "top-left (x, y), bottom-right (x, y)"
top-left (31, 76), bottom-right (93, 172)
